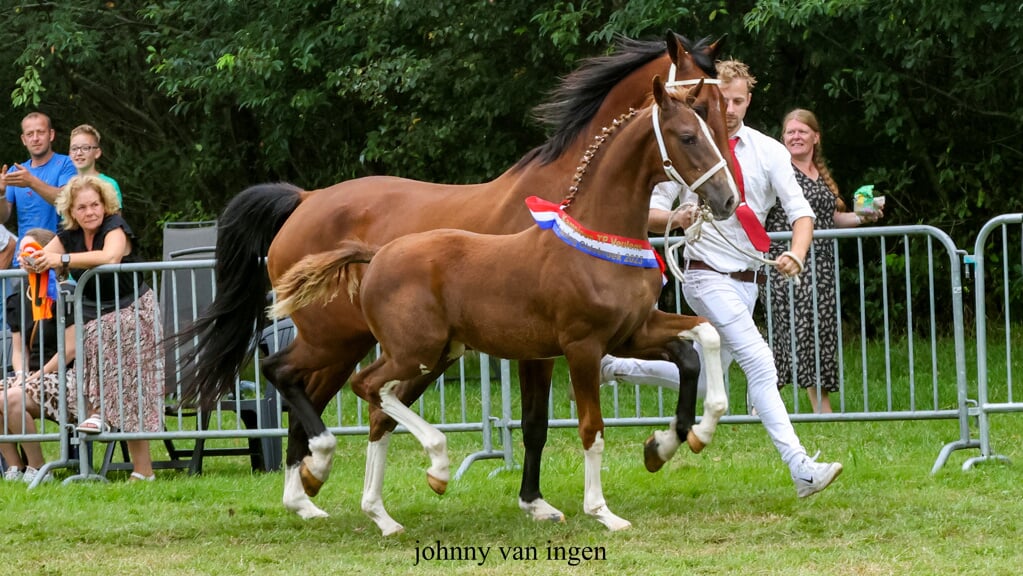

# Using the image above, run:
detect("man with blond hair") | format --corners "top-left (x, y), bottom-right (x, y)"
top-left (603, 59), bottom-right (843, 499)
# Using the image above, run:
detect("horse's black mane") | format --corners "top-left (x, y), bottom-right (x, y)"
top-left (515, 34), bottom-right (717, 170)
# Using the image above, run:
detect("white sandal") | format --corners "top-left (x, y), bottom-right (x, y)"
top-left (129, 472), bottom-right (155, 482)
top-left (75, 414), bottom-right (110, 434)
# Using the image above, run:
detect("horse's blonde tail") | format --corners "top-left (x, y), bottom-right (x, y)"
top-left (270, 240), bottom-right (378, 319)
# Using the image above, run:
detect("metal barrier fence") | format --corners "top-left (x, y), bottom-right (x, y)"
top-left (0, 269), bottom-right (74, 487)
top-left (495, 224), bottom-right (975, 475)
top-left (1, 217), bottom-right (1017, 486)
top-left (0, 260), bottom-right (503, 486)
top-left (965, 214), bottom-right (1023, 470)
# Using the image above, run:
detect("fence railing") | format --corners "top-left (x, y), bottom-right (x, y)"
top-left (499, 224), bottom-right (975, 474)
top-left (2, 216), bottom-right (1020, 487)
top-left (965, 214), bottom-right (1023, 470)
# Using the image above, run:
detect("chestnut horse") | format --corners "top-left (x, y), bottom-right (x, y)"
top-left (175, 33), bottom-right (733, 521)
top-left (271, 79), bottom-right (733, 533)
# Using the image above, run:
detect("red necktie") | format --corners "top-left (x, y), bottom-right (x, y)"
top-left (729, 136), bottom-right (771, 252)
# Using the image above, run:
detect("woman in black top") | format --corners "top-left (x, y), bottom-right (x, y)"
top-left (26, 175), bottom-right (164, 481)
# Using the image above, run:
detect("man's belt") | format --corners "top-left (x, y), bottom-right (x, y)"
top-left (687, 259), bottom-right (765, 285)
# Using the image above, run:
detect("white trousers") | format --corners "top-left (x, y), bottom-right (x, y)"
top-left (601, 356), bottom-right (706, 397)
top-left (681, 269), bottom-right (807, 469)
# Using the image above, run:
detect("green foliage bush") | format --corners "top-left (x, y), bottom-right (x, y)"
top-left (0, 1), bottom-right (1019, 316)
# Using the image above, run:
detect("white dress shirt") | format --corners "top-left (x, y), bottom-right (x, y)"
top-left (651, 123), bottom-right (815, 272)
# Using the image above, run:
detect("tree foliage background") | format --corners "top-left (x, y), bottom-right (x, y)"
top-left (1, 1), bottom-right (1020, 276)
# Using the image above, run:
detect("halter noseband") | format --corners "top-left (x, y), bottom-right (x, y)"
top-left (651, 104), bottom-right (730, 195)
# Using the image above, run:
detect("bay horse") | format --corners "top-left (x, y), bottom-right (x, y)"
top-left (174, 33), bottom-right (733, 521)
top-left (271, 78), bottom-right (733, 533)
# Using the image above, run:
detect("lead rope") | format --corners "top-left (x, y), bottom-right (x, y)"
top-left (662, 203), bottom-right (803, 285)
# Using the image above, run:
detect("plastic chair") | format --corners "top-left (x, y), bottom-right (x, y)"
top-left (102, 221), bottom-right (282, 476)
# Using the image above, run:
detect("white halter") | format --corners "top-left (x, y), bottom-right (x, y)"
top-left (654, 74), bottom-right (788, 282)
top-left (651, 102), bottom-right (730, 195)
top-left (664, 63), bottom-right (722, 88)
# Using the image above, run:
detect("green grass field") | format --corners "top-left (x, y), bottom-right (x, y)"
top-left (3, 413), bottom-right (1023, 575)
top-left (3, 325), bottom-right (1022, 575)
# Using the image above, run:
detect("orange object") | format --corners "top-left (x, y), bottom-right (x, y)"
top-left (19, 240), bottom-right (53, 321)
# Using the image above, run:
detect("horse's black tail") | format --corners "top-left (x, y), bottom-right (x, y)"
top-left (169, 182), bottom-right (305, 408)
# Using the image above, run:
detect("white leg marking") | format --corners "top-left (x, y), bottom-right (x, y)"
top-left (583, 433), bottom-right (631, 531)
top-left (282, 465), bottom-right (329, 519)
top-left (301, 431), bottom-right (338, 483)
top-left (651, 416), bottom-right (682, 461)
top-left (518, 498), bottom-right (566, 523)
top-left (380, 380), bottom-right (450, 486)
top-left (681, 322), bottom-right (728, 446)
top-left (362, 433), bottom-right (404, 536)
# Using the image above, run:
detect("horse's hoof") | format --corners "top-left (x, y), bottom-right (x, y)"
top-left (643, 434), bottom-right (667, 473)
top-left (519, 498), bottom-right (566, 523)
top-left (589, 505), bottom-right (632, 531)
top-left (295, 507), bottom-right (330, 520)
top-left (427, 472), bottom-right (447, 495)
top-left (381, 524), bottom-right (405, 537)
top-left (686, 430), bottom-right (706, 454)
top-left (300, 464), bottom-right (324, 497)
top-left (607, 518), bottom-right (632, 532)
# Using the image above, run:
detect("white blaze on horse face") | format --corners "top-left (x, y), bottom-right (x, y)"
top-left (651, 104), bottom-right (734, 206)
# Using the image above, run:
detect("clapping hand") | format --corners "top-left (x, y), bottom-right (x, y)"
top-left (3, 163), bottom-right (34, 188)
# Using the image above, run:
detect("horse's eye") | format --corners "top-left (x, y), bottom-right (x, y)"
top-left (681, 134), bottom-right (698, 146)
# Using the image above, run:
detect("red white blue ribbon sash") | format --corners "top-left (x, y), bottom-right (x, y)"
top-left (525, 196), bottom-right (666, 276)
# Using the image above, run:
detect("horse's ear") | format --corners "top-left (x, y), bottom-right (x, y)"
top-left (665, 30), bottom-right (684, 67)
top-left (708, 34), bottom-right (727, 60)
top-left (666, 30), bottom-right (701, 78)
top-left (686, 79), bottom-right (704, 106)
top-left (653, 75), bottom-right (668, 108)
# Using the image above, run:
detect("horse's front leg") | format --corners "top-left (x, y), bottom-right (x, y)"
top-left (611, 311), bottom-right (727, 471)
top-left (642, 338), bottom-right (699, 472)
top-left (644, 320), bottom-right (726, 470)
top-left (566, 346), bottom-right (631, 531)
top-left (680, 322), bottom-right (727, 448)
top-left (517, 359), bottom-right (565, 523)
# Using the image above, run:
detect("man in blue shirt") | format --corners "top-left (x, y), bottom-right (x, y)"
top-left (0, 112), bottom-right (77, 237)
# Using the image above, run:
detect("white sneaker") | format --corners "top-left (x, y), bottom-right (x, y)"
top-left (792, 453), bottom-right (842, 498)
top-left (22, 466), bottom-right (53, 485)
top-left (3, 467), bottom-right (23, 482)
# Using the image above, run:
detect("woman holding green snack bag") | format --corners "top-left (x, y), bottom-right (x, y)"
top-left (853, 184), bottom-right (886, 220)
top-left (762, 108), bottom-right (884, 413)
